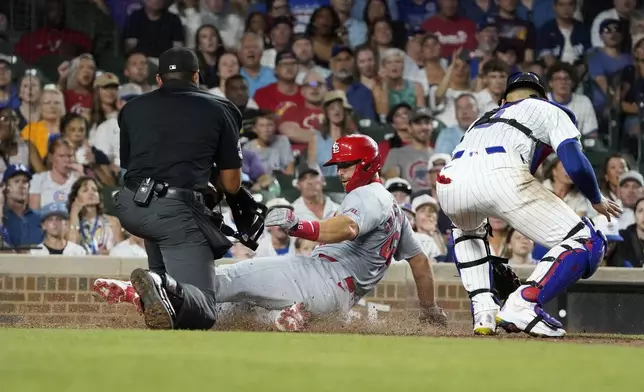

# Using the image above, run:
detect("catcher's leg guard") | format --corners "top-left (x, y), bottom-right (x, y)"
top-left (522, 217), bottom-right (606, 304)
top-left (453, 225), bottom-right (499, 335)
top-left (498, 218), bottom-right (606, 337)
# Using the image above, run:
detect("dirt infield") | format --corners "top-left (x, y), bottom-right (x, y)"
top-left (11, 304), bottom-right (644, 347)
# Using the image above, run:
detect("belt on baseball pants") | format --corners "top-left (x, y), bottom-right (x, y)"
top-left (453, 146), bottom-right (506, 159)
top-left (124, 180), bottom-right (204, 204)
top-left (316, 253), bottom-right (356, 294)
top-left (337, 276), bottom-right (356, 294)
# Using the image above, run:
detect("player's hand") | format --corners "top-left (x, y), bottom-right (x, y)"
top-left (419, 304), bottom-right (448, 328)
top-left (265, 207), bottom-right (299, 233)
top-left (592, 197), bottom-right (622, 221)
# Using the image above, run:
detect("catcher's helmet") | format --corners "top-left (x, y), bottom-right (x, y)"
top-left (323, 134), bottom-right (382, 192)
top-left (501, 71), bottom-right (546, 103)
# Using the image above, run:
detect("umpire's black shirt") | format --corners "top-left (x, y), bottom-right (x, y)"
top-left (119, 80), bottom-right (242, 191)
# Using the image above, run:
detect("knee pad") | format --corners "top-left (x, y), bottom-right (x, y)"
top-left (523, 217), bottom-right (606, 305)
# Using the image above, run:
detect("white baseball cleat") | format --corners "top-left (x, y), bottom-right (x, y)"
top-left (274, 303), bottom-right (309, 332)
top-left (93, 278), bottom-right (143, 314)
top-left (471, 293), bottom-right (500, 335)
top-left (473, 310), bottom-right (498, 335)
top-left (496, 292), bottom-right (566, 338)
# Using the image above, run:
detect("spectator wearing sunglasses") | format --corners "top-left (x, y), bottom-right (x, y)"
top-left (588, 19), bottom-right (633, 113)
top-left (279, 70), bottom-right (327, 154)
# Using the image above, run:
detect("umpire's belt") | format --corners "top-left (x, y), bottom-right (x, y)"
top-left (125, 180), bottom-right (204, 204)
top-left (453, 146), bottom-right (506, 160)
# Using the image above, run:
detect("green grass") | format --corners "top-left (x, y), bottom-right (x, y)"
top-left (0, 329), bottom-right (642, 392)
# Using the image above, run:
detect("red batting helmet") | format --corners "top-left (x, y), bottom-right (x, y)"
top-left (323, 134), bottom-right (382, 192)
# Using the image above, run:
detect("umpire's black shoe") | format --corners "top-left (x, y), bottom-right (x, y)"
top-left (130, 268), bottom-right (176, 330)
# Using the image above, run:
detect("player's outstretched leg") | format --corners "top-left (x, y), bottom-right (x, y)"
top-left (497, 217), bottom-right (606, 337)
top-left (93, 278), bottom-right (143, 313)
top-left (453, 225), bottom-right (500, 335)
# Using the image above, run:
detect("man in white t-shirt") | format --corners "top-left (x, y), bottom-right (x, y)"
top-left (291, 164), bottom-right (339, 221)
top-left (110, 234), bottom-right (147, 257)
top-left (92, 83), bottom-right (143, 169)
top-left (546, 62), bottom-right (598, 137)
top-left (30, 203), bottom-right (87, 256)
top-left (255, 198), bottom-right (296, 257)
top-left (28, 141), bottom-right (79, 210)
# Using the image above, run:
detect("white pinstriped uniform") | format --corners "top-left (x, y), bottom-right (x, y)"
top-left (436, 98), bottom-right (591, 311)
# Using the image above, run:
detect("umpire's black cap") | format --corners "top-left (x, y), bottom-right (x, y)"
top-left (158, 47), bottom-right (199, 75)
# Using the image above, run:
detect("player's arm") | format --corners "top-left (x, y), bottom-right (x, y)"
top-left (214, 103), bottom-right (243, 194)
top-left (396, 217), bottom-right (447, 326)
top-left (264, 212), bottom-right (359, 243)
top-left (265, 193), bottom-right (377, 243)
top-left (407, 252), bottom-right (436, 308)
top-left (546, 104), bottom-right (621, 218)
top-left (117, 109), bottom-right (130, 170)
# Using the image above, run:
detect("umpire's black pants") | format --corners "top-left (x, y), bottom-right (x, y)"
top-left (114, 187), bottom-right (217, 330)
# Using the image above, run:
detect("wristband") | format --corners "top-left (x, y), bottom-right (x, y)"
top-left (289, 220), bottom-right (320, 241)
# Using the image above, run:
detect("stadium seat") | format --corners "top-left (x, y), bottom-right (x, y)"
top-left (96, 53), bottom-right (126, 81)
top-left (35, 55), bottom-right (73, 85)
top-left (0, 40), bottom-right (12, 55)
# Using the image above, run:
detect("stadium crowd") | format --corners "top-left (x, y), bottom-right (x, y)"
top-left (0, 0), bottom-right (644, 267)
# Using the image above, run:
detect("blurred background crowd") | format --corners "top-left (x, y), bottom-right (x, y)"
top-left (1, 0), bottom-right (644, 268)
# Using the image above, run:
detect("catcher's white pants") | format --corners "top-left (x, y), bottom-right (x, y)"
top-left (437, 155), bottom-right (589, 312)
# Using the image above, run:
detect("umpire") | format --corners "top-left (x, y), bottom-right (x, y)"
top-left (116, 47), bottom-right (248, 331)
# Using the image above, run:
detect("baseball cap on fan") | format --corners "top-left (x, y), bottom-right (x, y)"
top-left (2, 163), bottom-right (31, 183)
top-left (158, 47), bottom-right (199, 75)
top-left (39, 202), bottom-right (70, 222)
top-left (409, 107), bottom-right (432, 123)
top-left (619, 170), bottom-right (644, 187)
top-left (275, 50), bottom-right (297, 67)
top-left (411, 194), bottom-right (439, 214)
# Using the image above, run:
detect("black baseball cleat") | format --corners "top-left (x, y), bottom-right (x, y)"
top-left (130, 268), bottom-right (176, 330)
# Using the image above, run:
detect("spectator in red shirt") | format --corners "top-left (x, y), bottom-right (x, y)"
top-left (279, 70), bottom-right (328, 154)
top-left (13, 0), bottom-right (92, 65)
top-left (421, 0), bottom-right (477, 58)
top-left (59, 54), bottom-right (96, 120)
top-left (253, 51), bottom-right (306, 120)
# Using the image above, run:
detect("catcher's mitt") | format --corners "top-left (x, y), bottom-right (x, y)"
top-left (225, 187), bottom-right (267, 250)
top-left (490, 257), bottom-right (521, 301)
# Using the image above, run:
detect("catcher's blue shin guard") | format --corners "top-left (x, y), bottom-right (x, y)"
top-left (521, 217), bottom-right (606, 305)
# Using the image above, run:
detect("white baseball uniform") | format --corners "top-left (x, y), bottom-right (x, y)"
top-left (215, 182), bottom-right (423, 316)
top-left (436, 98), bottom-right (591, 313)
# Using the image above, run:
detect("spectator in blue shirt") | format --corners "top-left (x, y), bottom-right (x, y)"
top-left (537, 0), bottom-right (591, 71)
top-left (459, 0), bottom-right (496, 22)
top-left (588, 18), bottom-right (632, 111)
top-left (326, 45), bottom-right (377, 119)
top-left (398, 0), bottom-right (438, 33)
top-left (516, 0), bottom-right (555, 31)
top-left (239, 32), bottom-right (277, 97)
top-left (0, 164), bottom-right (43, 251)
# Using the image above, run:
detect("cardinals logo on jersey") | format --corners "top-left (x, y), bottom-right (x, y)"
top-left (274, 101), bottom-right (297, 118)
